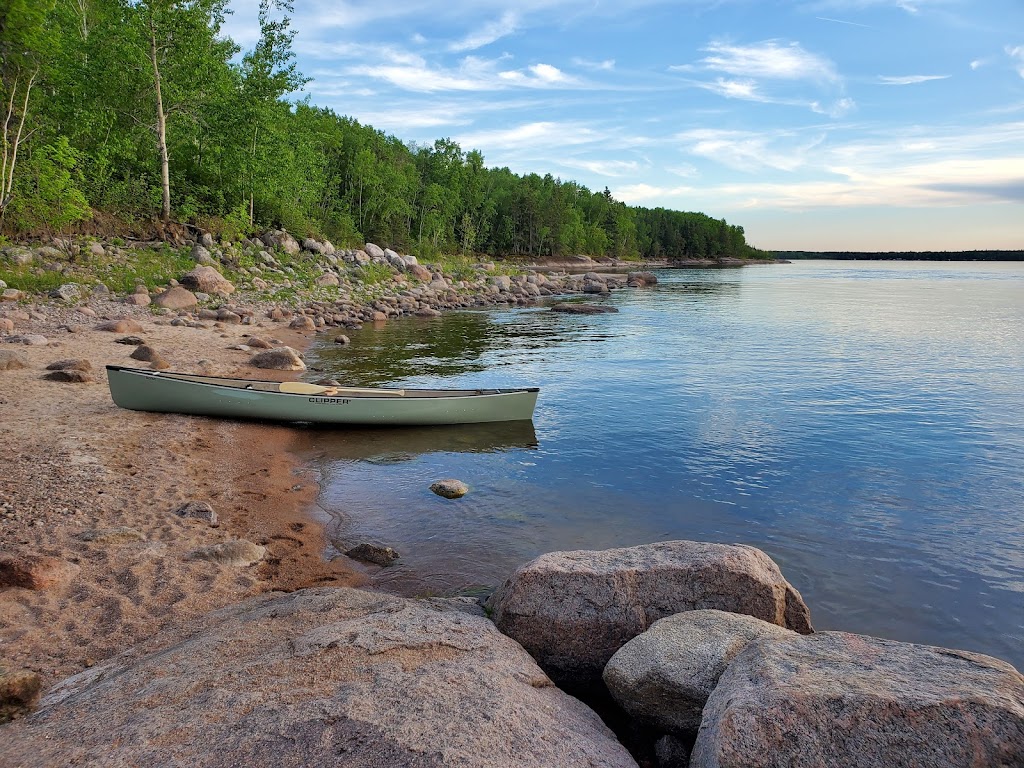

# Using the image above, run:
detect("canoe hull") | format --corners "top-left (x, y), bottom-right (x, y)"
top-left (106, 366), bottom-right (538, 425)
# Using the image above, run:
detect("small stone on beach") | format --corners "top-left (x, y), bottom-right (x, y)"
top-left (43, 369), bottom-right (94, 383)
top-left (46, 358), bottom-right (92, 372)
top-left (0, 350), bottom-right (28, 370)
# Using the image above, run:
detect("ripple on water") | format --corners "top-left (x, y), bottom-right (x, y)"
top-left (303, 261), bottom-right (1024, 669)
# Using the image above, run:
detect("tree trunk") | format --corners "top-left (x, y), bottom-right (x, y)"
top-left (0, 70), bottom-right (36, 216)
top-left (149, 18), bottom-right (171, 222)
top-left (249, 125), bottom-right (258, 226)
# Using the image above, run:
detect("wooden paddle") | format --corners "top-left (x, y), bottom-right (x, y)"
top-left (278, 381), bottom-right (406, 397)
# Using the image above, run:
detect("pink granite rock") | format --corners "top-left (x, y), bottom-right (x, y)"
top-left (691, 631), bottom-right (1024, 768)
top-left (4, 587), bottom-right (638, 768)
top-left (488, 540), bottom-right (812, 685)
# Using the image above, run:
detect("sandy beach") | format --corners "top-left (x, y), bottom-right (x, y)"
top-left (0, 301), bottom-right (364, 688)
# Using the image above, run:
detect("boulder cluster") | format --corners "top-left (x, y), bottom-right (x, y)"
top-left (2, 235), bottom-right (657, 336)
top-left (4, 539), bottom-right (1021, 767)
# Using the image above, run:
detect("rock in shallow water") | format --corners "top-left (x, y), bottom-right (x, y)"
top-left (4, 587), bottom-right (639, 768)
top-left (550, 302), bottom-right (618, 314)
top-left (345, 542), bottom-right (400, 566)
top-left (690, 631), bottom-right (1024, 768)
top-left (430, 479), bottom-right (469, 498)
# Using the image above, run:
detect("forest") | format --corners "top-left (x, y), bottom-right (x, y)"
top-left (0, 0), bottom-right (770, 262)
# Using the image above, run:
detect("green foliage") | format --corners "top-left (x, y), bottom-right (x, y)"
top-left (0, 0), bottom-right (763, 263)
top-left (0, 245), bottom-right (193, 294)
top-left (6, 138), bottom-right (90, 234)
top-left (355, 261), bottom-right (395, 286)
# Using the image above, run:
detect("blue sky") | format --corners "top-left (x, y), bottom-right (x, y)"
top-left (225, 0), bottom-right (1024, 251)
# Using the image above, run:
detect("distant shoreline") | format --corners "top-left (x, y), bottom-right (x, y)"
top-left (775, 250), bottom-right (1024, 261)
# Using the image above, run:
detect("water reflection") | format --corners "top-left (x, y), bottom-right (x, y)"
top-left (309, 306), bottom-right (623, 387)
top-left (301, 421), bottom-right (538, 464)
top-left (305, 262), bottom-right (1024, 669)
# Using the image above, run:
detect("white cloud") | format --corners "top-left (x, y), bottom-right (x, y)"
top-left (448, 12), bottom-right (519, 52)
top-left (560, 159), bottom-right (644, 177)
top-left (614, 183), bottom-right (698, 203)
top-left (345, 54), bottom-right (580, 93)
top-left (1008, 45), bottom-right (1024, 79)
top-left (529, 63), bottom-right (570, 83)
top-left (455, 121), bottom-right (601, 150)
top-left (877, 74), bottom-right (950, 85)
top-left (691, 40), bottom-right (839, 82)
top-left (811, 97), bottom-right (856, 117)
top-left (667, 163), bottom-right (700, 178)
top-left (572, 57), bottom-right (616, 71)
top-left (703, 78), bottom-right (764, 100)
top-left (676, 128), bottom-right (825, 172)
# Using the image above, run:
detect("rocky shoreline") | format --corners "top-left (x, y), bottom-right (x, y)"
top-left (2, 234), bottom-right (1023, 767)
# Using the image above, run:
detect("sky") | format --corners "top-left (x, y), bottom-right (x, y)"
top-left (224, 0), bottom-right (1024, 252)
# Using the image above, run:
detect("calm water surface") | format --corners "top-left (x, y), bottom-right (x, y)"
top-left (302, 261), bottom-right (1024, 668)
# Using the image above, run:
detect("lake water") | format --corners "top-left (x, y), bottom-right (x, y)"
top-left (302, 260), bottom-right (1024, 669)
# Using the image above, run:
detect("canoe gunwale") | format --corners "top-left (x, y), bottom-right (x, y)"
top-left (104, 365), bottom-right (540, 399)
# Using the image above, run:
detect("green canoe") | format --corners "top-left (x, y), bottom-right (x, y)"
top-left (106, 365), bottom-right (539, 425)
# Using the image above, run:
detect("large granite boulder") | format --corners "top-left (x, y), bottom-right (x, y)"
top-left (260, 229), bottom-right (300, 255)
top-left (4, 587), bottom-right (638, 768)
top-left (179, 266), bottom-right (235, 295)
top-left (488, 541), bottom-right (812, 685)
top-left (152, 286), bottom-right (198, 310)
top-left (691, 631), bottom-right (1024, 768)
top-left (249, 346), bottom-right (305, 371)
top-left (603, 610), bottom-right (795, 736)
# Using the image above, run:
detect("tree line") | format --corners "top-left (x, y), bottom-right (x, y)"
top-left (1, 0), bottom-right (770, 261)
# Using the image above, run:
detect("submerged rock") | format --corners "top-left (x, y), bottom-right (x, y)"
top-left (430, 479), bottom-right (469, 499)
top-left (550, 302), bottom-right (618, 314)
top-left (345, 543), bottom-right (400, 566)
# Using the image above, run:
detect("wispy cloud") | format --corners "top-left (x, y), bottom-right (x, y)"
top-left (560, 159), bottom-right (644, 177)
top-left (455, 121), bottom-right (602, 150)
top-left (448, 12), bottom-right (519, 52)
top-left (346, 55), bottom-right (581, 93)
top-left (804, 0), bottom-right (933, 14)
top-left (675, 128), bottom-right (826, 172)
top-left (877, 74), bottom-right (950, 85)
top-left (671, 39), bottom-right (853, 116)
top-left (572, 57), bottom-right (616, 71)
top-left (1008, 45), bottom-right (1024, 78)
top-left (690, 40), bottom-right (840, 82)
top-left (815, 16), bottom-right (871, 27)
top-left (614, 183), bottom-right (698, 204)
